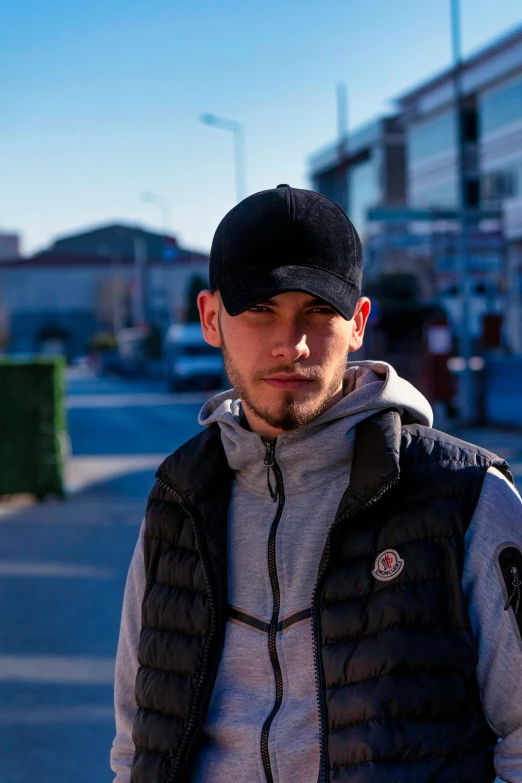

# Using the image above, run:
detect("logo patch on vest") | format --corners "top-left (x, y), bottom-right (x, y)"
top-left (372, 549), bottom-right (404, 582)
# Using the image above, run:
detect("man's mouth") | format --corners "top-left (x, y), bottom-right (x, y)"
top-left (263, 374), bottom-right (314, 390)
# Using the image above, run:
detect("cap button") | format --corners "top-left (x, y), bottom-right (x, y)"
top-left (276, 183), bottom-right (290, 188)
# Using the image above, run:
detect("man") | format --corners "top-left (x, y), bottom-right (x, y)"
top-left (111, 185), bottom-right (522, 783)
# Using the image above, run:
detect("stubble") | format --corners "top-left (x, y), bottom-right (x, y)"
top-left (218, 318), bottom-right (347, 431)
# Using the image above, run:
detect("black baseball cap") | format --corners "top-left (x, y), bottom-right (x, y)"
top-left (209, 184), bottom-right (363, 320)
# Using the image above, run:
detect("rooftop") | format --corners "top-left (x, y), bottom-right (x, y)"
top-left (396, 23), bottom-right (522, 107)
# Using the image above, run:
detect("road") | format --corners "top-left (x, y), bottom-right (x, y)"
top-left (0, 373), bottom-right (520, 782)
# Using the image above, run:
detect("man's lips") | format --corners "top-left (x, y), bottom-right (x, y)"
top-left (263, 376), bottom-right (314, 390)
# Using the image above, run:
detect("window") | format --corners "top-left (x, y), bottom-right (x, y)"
top-left (482, 168), bottom-right (518, 201)
top-left (480, 76), bottom-right (522, 135)
top-left (410, 178), bottom-right (458, 208)
top-left (348, 159), bottom-right (377, 235)
top-left (408, 111), bottom-right (456, 164)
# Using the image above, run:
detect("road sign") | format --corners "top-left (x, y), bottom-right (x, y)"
top-left (367, 206), bottom-right (502, 223)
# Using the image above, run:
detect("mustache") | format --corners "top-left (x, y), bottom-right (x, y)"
top-left (253, 364), bottom-right (321, 381)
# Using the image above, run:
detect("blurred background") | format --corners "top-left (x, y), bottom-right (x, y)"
top-left (0, 1), bottom-right (521, 780)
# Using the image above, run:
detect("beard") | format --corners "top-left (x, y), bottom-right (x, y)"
top-left (219, 322), bottom-right (347, 432)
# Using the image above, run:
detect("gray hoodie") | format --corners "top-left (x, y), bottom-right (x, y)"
top-left (111, 361), bottom-right (522, 783)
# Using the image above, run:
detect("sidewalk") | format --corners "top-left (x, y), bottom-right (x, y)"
top-left (0, 485), bottom-right (143, 783)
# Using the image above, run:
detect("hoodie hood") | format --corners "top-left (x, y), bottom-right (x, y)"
top-left (198, 360), bottom-right (432, 496)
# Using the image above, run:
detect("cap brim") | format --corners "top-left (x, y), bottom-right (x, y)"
top-left (219, 264), bottom-right (359, 320)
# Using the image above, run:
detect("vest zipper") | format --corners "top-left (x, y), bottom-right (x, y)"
top-left (260, 439), bottom-right (286, 783)
top-left (311, 474), bottom-right (400, 783)
top-left (154, 472), bottom-right (217, 783)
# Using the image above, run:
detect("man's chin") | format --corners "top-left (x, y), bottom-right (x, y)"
top-left (257, 398), bottom-right (327, 431)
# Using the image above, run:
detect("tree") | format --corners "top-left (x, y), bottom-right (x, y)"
top-left (0, 297), bottom-right (10, 352)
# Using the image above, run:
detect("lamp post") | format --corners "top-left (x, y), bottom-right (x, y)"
top-left (97, 244), bottom-right (123, 335)
top-left (200, 113), bottom-right (246, 203)
top-left (141, 191), bottom-right (171, 253)
top-left (450, 0), bottom-right (474, 425)
top-left (141, 191), bottom-right (172, 326)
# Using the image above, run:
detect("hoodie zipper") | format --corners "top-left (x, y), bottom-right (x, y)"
top-left (311, 474), bottom-right (400, 783)
top-left (260, 439), bottom-right (286, 783)
top-left (155, 472), bottom-right (217, 783)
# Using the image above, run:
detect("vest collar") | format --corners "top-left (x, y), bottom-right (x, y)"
top-left (156, 423), bottom-right (233, 506)
top-left (335, 408), bottom-right (402, 519)
top-left (157, 407), bottom-right (402, 519)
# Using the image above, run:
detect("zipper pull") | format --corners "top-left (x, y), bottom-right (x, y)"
top-left (264, 441), bottom-right (275, 467)
top-left (504, 565), bottom-right (521, 615)
top-left (263, 441), bottom-right (278, 503)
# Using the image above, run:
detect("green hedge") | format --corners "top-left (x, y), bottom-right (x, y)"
top-left (0, 358), bottom-right (66, 499)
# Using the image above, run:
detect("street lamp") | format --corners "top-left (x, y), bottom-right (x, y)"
top-left (141, 191), bottom-right (171, 251)
top-left (140, 191), bottom-right (172, 328)
top-left (450, 0), bottom-right (474, 425)
top-left (199, 113), bottom-right (247, 203)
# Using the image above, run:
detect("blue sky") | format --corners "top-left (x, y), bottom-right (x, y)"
top-left (1, 0), bottom-right (521, 256)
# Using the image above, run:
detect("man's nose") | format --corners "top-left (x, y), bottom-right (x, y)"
top-left (270, 324), bottom-right (310, 362)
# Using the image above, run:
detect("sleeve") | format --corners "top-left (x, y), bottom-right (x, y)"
top-left (110, 519), bottom-right (146, 783)
top-left (463, 466), bottom-right (522, 783)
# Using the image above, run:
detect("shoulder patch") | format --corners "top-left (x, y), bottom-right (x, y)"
top-left (372, 549), bottom-right (404, 582)
top-left (499, 546), bottom-right (522, 636)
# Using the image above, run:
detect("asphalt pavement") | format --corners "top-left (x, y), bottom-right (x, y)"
top-left (0, 372), bottom-right (520, 782)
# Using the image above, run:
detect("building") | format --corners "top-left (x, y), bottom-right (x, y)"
top-left (397, 25), bottom-right (522, 222)
top-left (396, 24), bottom-right (522, 352)
top-left (309, 25), bottom-right (522, 354)
top-left (0, 223), bottom-right (209, 360)
top-left (48, 222), bottom-right (182, 263)
top-left (0, 231), bottom-right (21, 262)
top-left (309, 115), bottom-right (406, 248)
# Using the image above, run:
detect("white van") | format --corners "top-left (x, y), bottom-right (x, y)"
top-left (164, 323), bottom-right (225, 392)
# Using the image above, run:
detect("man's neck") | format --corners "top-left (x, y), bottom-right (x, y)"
top-left (240, 405), bottom-right (284, 440)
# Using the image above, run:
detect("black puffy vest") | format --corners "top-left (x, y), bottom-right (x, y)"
top-left (131, 409), bottom-right (513, 783)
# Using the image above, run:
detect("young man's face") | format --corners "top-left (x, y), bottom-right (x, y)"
top-left (198, 290), bottom-right (370, 438)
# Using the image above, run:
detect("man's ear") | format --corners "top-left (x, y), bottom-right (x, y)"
top-left (348, 297), bottom-right (371, 352)
top-left (197, 290), bottom-right (222, 347)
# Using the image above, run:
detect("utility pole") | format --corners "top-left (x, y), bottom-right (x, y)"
top-left (133, 235), bottom-right (147, 326)
top-left (141, 192), bottom-right (171, 256)
top-left (450, 0), bottom-right (474, 425)
top-left (141, 191), bottom-right (172, 327)
top-left (337, 83), bottom-right (349, 214)
top-left (110, 252), bottom-right (123, 335)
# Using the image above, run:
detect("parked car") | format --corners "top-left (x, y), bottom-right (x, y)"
top-left (164, 323), bottom-right (225, 391)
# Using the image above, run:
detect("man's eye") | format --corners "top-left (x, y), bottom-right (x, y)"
top-left (249, 305), bottom-right (271, 313)
top-left (309, 307), bottom-right (335, 315)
